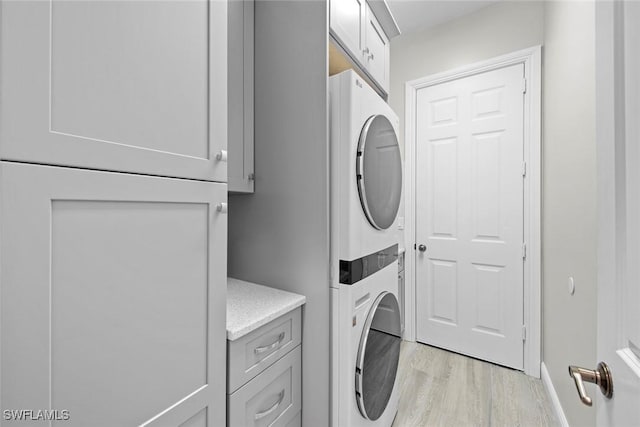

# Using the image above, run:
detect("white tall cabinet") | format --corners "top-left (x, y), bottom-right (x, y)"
top-left (0, 1), bottom-right (228, 426)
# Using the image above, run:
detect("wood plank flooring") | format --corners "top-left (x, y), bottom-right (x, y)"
top-left (393, 341), bottom-right (559, 427)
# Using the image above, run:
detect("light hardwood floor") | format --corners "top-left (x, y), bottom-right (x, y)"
top-left (393, 341), bottom-right (559, 427)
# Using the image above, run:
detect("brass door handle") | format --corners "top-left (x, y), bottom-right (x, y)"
top-left (568, 362), bottom-right (613, 406)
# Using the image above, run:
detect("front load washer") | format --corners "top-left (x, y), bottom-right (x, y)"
top-left (330, 70), bottom-right (402, 427)
top-left (329, 70), bottom-right (402, 264)
top-left (331, 263), bottom-right (402, 427)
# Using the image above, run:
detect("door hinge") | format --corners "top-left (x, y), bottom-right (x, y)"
top-left (522, 243), bottom-right (527, 260)
top-left (522, 78), bottom-right (527, 94)
top-left (522, 325), bottom-right (527, 341)
top-left (522, 161), bottom-right (527, 177)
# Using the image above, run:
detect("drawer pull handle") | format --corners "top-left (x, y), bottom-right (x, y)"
top-left (254, 390), bottom-right (285, 420)
top-left (254, 332), bottom-right (285, 355)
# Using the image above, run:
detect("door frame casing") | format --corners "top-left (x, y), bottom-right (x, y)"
top-left (403, 46), bottom-right (542, 377)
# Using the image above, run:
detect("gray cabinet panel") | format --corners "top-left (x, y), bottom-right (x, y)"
top-left (228, 0), bottom-right (255, 193)
top-left (0, 0), bottom-right (227, 182)
top-left (285, 412), bottom-right (301, 427)
top-left (0, 162), bottom-right (227, 427)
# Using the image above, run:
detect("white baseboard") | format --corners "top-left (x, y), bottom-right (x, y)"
top-left (541, 362), bottom-right (570, 427)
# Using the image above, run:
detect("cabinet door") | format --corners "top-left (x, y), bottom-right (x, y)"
top-left (330, 0), bottom-right (364, 59)
top-left (364, 6), bottom-right (389, 92)
top-left (228, 0), bottom-right (255, 193)
top-left (0, 1), bottom-right (227, 182)
top-left (0, 162), bottom-right (227, 427)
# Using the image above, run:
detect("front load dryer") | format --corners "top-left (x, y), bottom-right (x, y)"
top-left (329, 70), bottom-right (402, 264)
top-left (331, 263), bottom-right (402, 427)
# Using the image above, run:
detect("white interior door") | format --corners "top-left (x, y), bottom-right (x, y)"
top-left (595, 1), bottom-right (640, 424)
top-left (415, 64), bottom-right (525, 369)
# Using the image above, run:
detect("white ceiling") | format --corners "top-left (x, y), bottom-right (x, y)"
top-left (386, 0), bottom-right (501, 36)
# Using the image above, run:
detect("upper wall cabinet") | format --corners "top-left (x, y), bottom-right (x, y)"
top-left (0, 0), bottom-right (227, 182)
top-left (330, 0), bottom-right (397, 94)
top-left (228, 0), bottom-right (255, 193)
top-left (363, 6), bottom-right (390, 91)
top-left (330, 0), bottom-right (365, 59)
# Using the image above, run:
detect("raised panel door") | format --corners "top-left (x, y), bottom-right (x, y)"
top-left (415, 64), bottom-right (525, 369)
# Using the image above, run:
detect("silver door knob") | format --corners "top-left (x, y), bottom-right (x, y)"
top-left (418, 244), bottom-right (426, 252)
top-left (568, 362), bottom-right (613, 406)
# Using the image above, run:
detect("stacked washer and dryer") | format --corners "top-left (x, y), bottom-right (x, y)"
top-left (330, 70), bottom-right (403, 427)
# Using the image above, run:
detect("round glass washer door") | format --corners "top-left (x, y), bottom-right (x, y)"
top-left (357, 115), bottom-right (402, 230)
top-left (355, 291), bottom-right (402, 421)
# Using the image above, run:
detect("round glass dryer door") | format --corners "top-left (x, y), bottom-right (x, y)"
top-left (357, 115), bottom-right (402, 230)
top-left (355, 292), bottom-right (402, 421)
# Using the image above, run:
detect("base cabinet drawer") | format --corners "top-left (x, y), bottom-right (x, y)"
top-left (228, 346), bottom-right (301, 427)
top-left (228, 308), bottom-right (302, 393)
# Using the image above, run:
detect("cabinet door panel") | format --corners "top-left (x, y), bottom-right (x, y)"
top-left (0, 162), bottom-right (227, 427)
top-left (0, 0), bottom-right (227, 182)
top-left (330, 0), bottom-right (364, 59)
top-left (364, 7), bottom-right (389, 92)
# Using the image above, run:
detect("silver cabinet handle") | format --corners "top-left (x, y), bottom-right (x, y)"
top-left (216, 203), bottom-right (228, 214)
top-left (363, 47), bottom-right (370, 54)
top-left (369, 53), bottom-right (374, 61)
top-left (568, 362), bottom-right (613, 406)
top-left (254, 332), bottom-right (285, 355)
top-left (418, 244), bottom-right (426, 252)
top-left (254, 390), bottom-right (285, 420)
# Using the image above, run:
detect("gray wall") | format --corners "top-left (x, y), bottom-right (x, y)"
top-left (543, 2), bottom-right (597, 426)
top-left (389, 0), bottom-right (545, 157)
top-left (389, 0), bottom-right (545, 222)
top-left (228, 1), bottom-right (330, 425)
top-left (390, 2), bottom-right (598, 426)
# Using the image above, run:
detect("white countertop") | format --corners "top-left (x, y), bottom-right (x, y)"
top-left (227, 277), bottom-right (306, 341)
